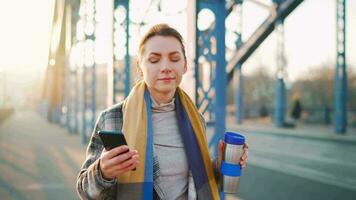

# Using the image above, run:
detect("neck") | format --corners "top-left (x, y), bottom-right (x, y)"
top-left (148, 88), bottom-right (176, 105)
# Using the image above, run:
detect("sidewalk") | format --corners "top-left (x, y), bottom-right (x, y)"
top-left (226, 117), bottom-right (356, 144)
top-left (0, 110), bottom-right (86, 199)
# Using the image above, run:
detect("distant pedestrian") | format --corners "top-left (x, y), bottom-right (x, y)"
top-left (291, 99), bottom-right (302, 121)
top-left (259, 104), bottom-right (269, 117)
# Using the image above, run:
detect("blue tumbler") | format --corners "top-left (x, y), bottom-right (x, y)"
top-left (220, 131), bottom-right (245, 193)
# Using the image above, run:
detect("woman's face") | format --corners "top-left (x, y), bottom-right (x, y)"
top-left (138, 35), bottom-right (187, 97)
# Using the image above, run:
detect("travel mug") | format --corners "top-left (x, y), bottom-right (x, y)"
top-left (220, 131), bottom-right (245, 193)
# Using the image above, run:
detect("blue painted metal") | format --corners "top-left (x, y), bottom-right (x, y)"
top-left (196, 0), bottom-right (227, 157)
top-left (275, 78), bottom-right (286, 127)
top-left (53, 105), bottom-right (61, 125)
top-left (124, 1), bottom-right (130, 97)
top-left (74, 69), bottom-right (79, 134)
top-left (67, 70), bottom-right (79, 134)
top-left (52, 64), bottom-right (62, 125)
top-left (227, 0), bottom-right (304, 83)
top-left (86, 46), bottom-right (96, 138)
top-left (90, 63), bottom-right (97, 132)
top-left (78, 0), bottom-right (97, 144)
top-left (81, 66), bottom-right (88, 144)
top-left (274, 19), bottom-right (286, 127)
top-left (113, 0), bottom-right (130, 103)
top-left (64, 67), bottom-right (71, 132)
top-left (334, 0), bottom-right (347, 134)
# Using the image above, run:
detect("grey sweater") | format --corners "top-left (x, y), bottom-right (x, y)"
top-left (151, 97), bottom-right (196, 200)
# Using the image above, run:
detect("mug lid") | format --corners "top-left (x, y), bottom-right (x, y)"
top-left (224, 131), bottom-right (245, 145)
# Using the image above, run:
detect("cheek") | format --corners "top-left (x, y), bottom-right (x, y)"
top-left (143, 66), bottom-right (158, 80)
top-left (174, 63), bottom-right (186, 74)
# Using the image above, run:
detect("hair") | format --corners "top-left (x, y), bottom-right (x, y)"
top-left (137, 24), bottom-right (187, 63)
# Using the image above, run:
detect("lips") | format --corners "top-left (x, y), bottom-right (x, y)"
top-left (158, 77), bottom-right (176, 81)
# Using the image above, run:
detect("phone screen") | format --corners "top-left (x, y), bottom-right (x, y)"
top-left (98, 130), bottom-right (128, 151)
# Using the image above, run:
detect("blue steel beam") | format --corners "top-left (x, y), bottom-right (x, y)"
top-left (275, 78), bottom-right (286, 127)
top-left (46, 0), bottom-right (66, 125)
top-left (74, 69), bottom-right (79, 134)
top-left (64, 65), bottom-right (71, 132)
top-left (334, 0), bottom-right (347, 134)
top-left (196, 0), bottom-right (227, 155)
top-left (79, 0), bottom-right (97, 144)
top-left (64, 3), bottom-right (74, 133)
top-left (274, 19), bottom-right (287, 127)
top-left (66, 1), bottom-right (80, 134)
top-left (227, 0), bottom-right (304, 83)
top-left (68, 70), bottom-right (79, 133)
top-left (81, 66), bottom-right (88, 143)
top-left (113, 0), bottom-right (130, 103)
top-left (90, 57), bottom-right (97, 133)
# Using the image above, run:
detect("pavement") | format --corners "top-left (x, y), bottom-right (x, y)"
top-left (1, 110), bottom-right (355, 200)
top-left (226, 117), bottom-right (356, 144)
top-left (0, 110), bottom-right (86, 199)
top-left (224, 117), bottom-right (356, 200)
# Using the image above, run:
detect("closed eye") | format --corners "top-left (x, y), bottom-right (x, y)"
top-left (149, 59), bottom-right (159, 63)
top-left (170, 54), bottom-right (181, 62)
top-left (171, 57), bottom-right (180, 62)
top-left (148, 57), bottom-right (160, 63)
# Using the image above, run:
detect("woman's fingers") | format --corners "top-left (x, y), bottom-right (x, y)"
top-left (109, 156), bottom-right (140, 176)
top-left (241, 150), bottom-right (248, 160)
top-left (100, 147), bottom-right (139, 179)
top-left (243, 142), bottom-right (249, 150)
top-left (239, 143), bottom-right (249, 168)
top-left (109, 149), bottom-right (138, 165)
top-left (116, 154), bottom-right (139, 170)
top-left (118, 157), bottom-right (140, 171)
top-left (105, 145), bottom-right (130, 159)
top-left (240, 156), bottom-right (247, 168)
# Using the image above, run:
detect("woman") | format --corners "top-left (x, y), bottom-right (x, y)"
top-left (76, 24), bottom-right (248, 200)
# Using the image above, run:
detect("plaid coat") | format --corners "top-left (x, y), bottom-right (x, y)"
top-left (76, 102), bottom-right (219, 200)
top-left (76, 102), bottom-right (125, 199)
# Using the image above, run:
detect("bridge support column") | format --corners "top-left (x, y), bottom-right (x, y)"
top-left (334, 0), bottom-right (347, 134)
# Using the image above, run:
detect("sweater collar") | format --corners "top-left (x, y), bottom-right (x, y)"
top-left (150, 95), bottom-right (175, 113)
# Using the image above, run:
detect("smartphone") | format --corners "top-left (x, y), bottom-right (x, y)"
top-left (98, 130), bottom-right (136, 171)
top-left (98, 130), bottom-right (128, 151)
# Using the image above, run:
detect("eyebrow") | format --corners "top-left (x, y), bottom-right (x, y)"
top-left (148, 51), bottom-right (181, 56)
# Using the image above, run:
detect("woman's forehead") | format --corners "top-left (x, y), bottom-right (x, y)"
top-left (143, 36), bottom-right (182, 55)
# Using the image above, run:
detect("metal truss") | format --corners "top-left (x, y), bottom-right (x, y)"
top-left (195, 0), bottom-right (227, 151)
top-left (334, 0), bottom-right (347, 133)
top-left (113, 0), bottom-right (130, 103)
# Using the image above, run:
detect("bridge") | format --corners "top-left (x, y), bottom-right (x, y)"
top-left (0, 0), bottom-right (354, 199)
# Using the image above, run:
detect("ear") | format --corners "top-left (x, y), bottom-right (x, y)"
top-left (136, 61), bottom-right (143, 77)
top-left (183, 62), bottom-right (188, 74)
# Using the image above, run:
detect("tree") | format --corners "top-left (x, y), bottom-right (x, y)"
top-left (228, 65), bottom-right (275, 118)
top-left (290, 64), bottom-right (356, 124)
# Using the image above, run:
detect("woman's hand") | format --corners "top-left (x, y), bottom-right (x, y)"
top-left (218, 140), bottom-right (249, 169)
top-left (99, 145), bottom-right (139, 180)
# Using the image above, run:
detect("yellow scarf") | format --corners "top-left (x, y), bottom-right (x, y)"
top-left (118, 81), bottom-right (219, 199)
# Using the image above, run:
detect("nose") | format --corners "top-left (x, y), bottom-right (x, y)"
top-left (161, 59), bottom-right (172, 73)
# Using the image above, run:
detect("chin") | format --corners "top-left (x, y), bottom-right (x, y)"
top-left (156, 85), bottom-right (177, 94)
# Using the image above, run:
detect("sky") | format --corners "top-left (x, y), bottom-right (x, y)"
top-left (0, 0), bottom-right (54, 72)
top-left (0, 0), bottom-right (355, 105)
top-left (240, 0), bottom-right (356, 81)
